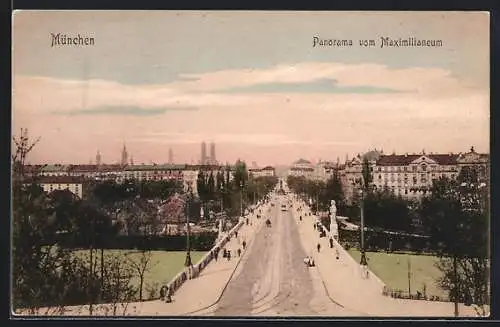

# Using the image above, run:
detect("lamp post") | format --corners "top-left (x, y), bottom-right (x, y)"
top-left (358, 183), bottom-right (367, 266)
top-left (240, 181), bottom-right (244, 218)
top-left (407, 256), bottom-right (412, 296)
top-left (184, 187), bottom-right (192, 267)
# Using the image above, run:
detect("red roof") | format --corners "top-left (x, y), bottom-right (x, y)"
top-left (262, 166), bottom-right (275, 171)
top-left (376, 154), bottom-right (459, 166)
top-left (36, 175), bottom-right (86, 184)
top-left (67, 164), bottom-right (98, 172)
top-left (376, 154), bottom-right (420, 166)
top-left (428, 154), bottom-right (459, 165)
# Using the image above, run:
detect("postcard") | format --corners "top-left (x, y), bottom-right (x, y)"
top-left (12, 11), bottom-right (490, 318)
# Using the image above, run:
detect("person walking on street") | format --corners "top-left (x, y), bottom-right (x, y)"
top-left (317, 243), bottom-right (321, 253)
top-left (235, 231), bottom-right (238, 238)
top-left (237, 248), bottom-right (241, 257)
top-left (160, 285), bottom-right (166, 301)
top-left (335, 248), bottom-right (339, 260)
top-left (329, 238), bottom-right (334, 248)
top-left (242, 240), bottom-right (247, 250)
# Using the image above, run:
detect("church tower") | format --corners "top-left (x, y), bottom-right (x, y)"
top-left (121, 144), bottom-right (128, 166)
top-left (96, 150), bottom-right (102, 166)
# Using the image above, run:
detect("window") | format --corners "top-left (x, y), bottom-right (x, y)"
top-left (421, 164), bottom-right (427, 171)
top-left (413, 177), bottom-right (417, 184)
top-left (412, 166), bottom-right (417, 172)
top-left (378, 174), bottom-right (381, 179)
top-left (403, 167), bottom-right (408, 172)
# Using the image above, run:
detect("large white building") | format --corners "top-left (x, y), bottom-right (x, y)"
top-left (340, 147), bottom-right (489, 202)
top-left (288, 159), bottom-right (315, 179)
top-left (35, 175), bottom-right (85, 199)
top-left (249, 166), bottom-right (276, 178)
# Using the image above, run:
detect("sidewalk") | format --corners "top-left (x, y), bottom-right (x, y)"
top-left (293, 200), bottom-right (479, 317)
top-left (22, 204), bottom-right (270, 317)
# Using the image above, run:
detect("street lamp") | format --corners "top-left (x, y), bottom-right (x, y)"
top-left (240, 181), bottom-right (244, 218)
top-left (358, 183), bottom-right (367, 266)
top-left (184, 187), bottom-right (193, 267)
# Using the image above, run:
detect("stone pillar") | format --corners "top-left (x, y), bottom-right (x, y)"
top-left (329, 200), bottom-right (339, 241)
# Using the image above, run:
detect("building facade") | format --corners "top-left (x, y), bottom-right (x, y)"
top-left (36, 175), bottom-right (85, 199)
top-left (288, 159), bottom-right (315, 179)
top-left (340, 147), bottom-right (489, 203)
top-left (249, 166), bottom-right (276, 178)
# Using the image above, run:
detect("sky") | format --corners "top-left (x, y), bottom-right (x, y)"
top-left (12, 11), bottom-right (490, 166)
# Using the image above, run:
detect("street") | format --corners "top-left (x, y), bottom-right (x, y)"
top-left (212, 194), bottom-right (361, 316)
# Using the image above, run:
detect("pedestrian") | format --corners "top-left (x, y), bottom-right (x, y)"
top-left (159, 285), bottom-right (166, 301)
top-left (237, 248), bottom-right (241, 257)
top-left (235, 231), bottom-right (238, 238)
top-left (335, 249), bottom-right (339, 260)
top-left (166, 286), bottom-right (172, 303)
top-left (329, 238), bottom-right (334, 248)
top-left (299, 215), bottom-right (302, 221)
top-left (317, 243), bottom-right (321, 253)
top-left (227, 250), bottom-right (231, 261)
top-left (223, 248), bottom-right (227, 258)
top-left (246, 218), bottom-right (249, 225)
top-left (242, 240), bottom-right (247, 249)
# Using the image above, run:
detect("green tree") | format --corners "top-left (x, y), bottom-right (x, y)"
top-left (207, 171), bottom-right (216, 200)
top-left (362, 158), bottom-right (373, 191)
top-left (196, 171), bottom-right (207, 202)
top-left (420, 177), bottom-right (489, 315)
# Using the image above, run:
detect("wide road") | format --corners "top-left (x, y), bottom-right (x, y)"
top-left (213, 195), bottom-right (361, 316)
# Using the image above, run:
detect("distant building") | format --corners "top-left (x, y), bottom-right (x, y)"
top-left (288, 159), bottom-right (314, 179)
top-left (201, 142), bottom-right (207, 165)
top-left (121, 144), bottom-right (128, 166)
top-left (33, 175), bottom-right (86, 199)
top-left (249, 166), bottom-right (276, 178)
top-left (339, 147), bottom-right (489, 202)
top-left (210, 142), bottom-right (216, 162)
top-left (95, 150), bottom-right (102, 166)
top-left (168, 148), bottom-right (174, 164)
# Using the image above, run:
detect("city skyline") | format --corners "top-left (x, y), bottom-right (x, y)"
top-left (13, 11), bottom-right (489, 166)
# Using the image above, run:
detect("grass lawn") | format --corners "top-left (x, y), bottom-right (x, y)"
top-left (347, 249), bottom-right (446, 298)
top-left (73, 250), bottom-right (206, 299)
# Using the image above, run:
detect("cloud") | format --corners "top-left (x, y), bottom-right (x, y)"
top-left (52, 105), bottom-right (198, 116)
top-left (171, 62), bottom-right (479, 96)
top-left (135, 132), bottom-right (362, 147)
top-left (219, 78), bottom-right (405, 94)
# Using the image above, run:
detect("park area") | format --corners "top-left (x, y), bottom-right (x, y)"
top-left (347, 249), bottom-right (447, 299)
top-left (73, 250), bottom-right (207, 300)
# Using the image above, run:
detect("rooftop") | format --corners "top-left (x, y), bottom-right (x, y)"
top-left (35, 175), bottom-right (87, 184)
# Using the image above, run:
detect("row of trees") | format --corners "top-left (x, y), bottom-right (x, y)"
top-left (12, 129), bottom-right (279, 313)
top-left (12, 130), bottom-right (146, 314)
top-left (197, 160), bottom-right (278, 219)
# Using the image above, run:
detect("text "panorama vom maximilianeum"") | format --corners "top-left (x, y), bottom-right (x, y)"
top-left (51, 33), bottom-right (95, 47)
top-left (312, 36), bottom-right (443, 48)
